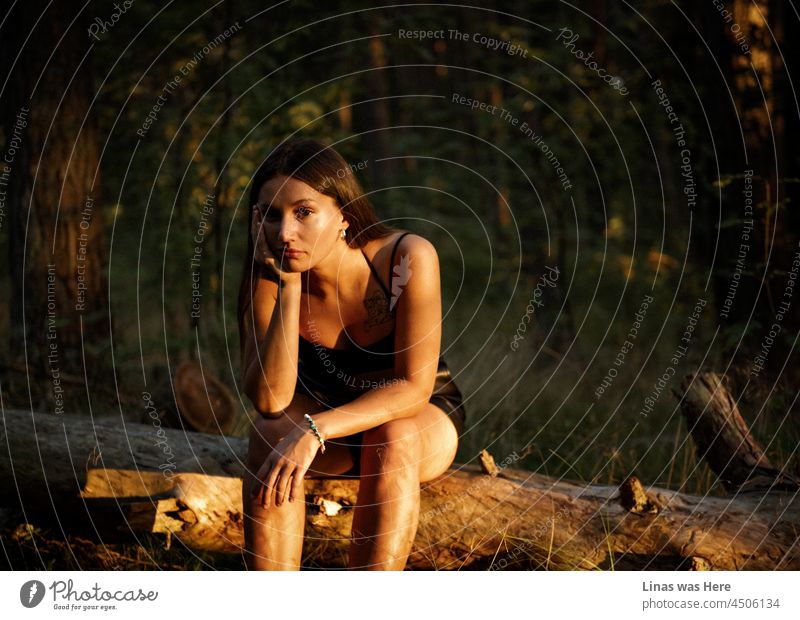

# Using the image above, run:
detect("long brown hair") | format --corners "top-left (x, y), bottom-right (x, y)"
top-left (237, 137), bottom-right (395, 353)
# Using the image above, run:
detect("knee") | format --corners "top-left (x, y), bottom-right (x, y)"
top-left (249, 416), bottom-right (283, 444)
top-left (361, 418), bottom-right (422, 473)
top-left (246, 416), bottom-right (289, 468)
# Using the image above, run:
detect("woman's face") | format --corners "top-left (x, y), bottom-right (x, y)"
top-left (255, 175), bottom-right (348, 269)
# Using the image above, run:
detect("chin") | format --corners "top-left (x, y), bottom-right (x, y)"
top-left (283, 261), bottom-right (309, 273)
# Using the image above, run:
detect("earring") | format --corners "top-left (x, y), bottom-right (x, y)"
top-left (340, 229), bottom-right (346, 240)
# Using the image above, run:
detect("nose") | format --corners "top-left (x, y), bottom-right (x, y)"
top-left (278, 214), bottom-right (298, 243)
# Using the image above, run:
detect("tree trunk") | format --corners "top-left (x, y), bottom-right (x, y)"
top-left (356, 11), bottom-right (397, 187)
top-left (676, 371), bottom-right (799, 493)
top-left (207, 0), bottom-right (236, 324)
top-left (703, 0), bottom-right (799, 372)
top-left (1, 369), bottom-right (797, 569)
top-left (1, 2), bottom-right (109, 399)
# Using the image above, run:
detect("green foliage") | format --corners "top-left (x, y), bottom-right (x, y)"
top-left (3, 0), bottom-right (800, 571)
top-left (69, 0), bottom-right (800, 507)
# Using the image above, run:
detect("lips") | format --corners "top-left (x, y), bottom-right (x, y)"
top-left (280, 248), bottom-right (304, 257)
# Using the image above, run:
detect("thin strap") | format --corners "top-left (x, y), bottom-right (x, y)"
top-left (361, 248), bottom-right (392, 298)
top-left (360, 231), bottom-right (413, 306)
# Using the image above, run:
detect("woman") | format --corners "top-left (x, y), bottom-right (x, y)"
top-left (237, 137), bottom-right (467, 570)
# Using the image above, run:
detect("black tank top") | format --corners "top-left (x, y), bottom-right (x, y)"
top-left (296, 232), bottom-right (429, 403)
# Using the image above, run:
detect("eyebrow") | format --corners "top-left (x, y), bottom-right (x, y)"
top-left (262, 198), bottom-right (316, 208)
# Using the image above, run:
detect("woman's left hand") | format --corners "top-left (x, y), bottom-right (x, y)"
top-left (251, 426), bottom-right (321, 508)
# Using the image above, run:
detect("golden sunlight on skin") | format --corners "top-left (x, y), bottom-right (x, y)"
top-left (256, 175), bottom-right (346, 271)
top-left (242, 175), bottom-right (459, 569)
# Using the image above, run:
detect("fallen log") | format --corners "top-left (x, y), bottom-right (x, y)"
top-left (1, 371), bottom-right (797, 569)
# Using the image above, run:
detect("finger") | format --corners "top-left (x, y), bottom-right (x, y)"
top-left (254, 240), bottom-right (271, 267)
top-left (263, 461), bottom-right (283, 507)
top-left (251, 458), bottom-right (272, 502)
top-left (255, 225), bottom-right (273, 263)
top-left (276, 466), bottom-right (295, 506)
top-left (251, 476), bottom-right (264, 507)
top-left (250, 467), bottom-right (265, 500)
top-left (261, 458), bottom-right (283, 505)
top-left (251, 474), bottom-right (265, 505)
top-left (260, 471), bottom-right (273, 507)
top-left (289, 468), bottom-right (306, 503)
top-left (259, 478), bottom-right (271, 508)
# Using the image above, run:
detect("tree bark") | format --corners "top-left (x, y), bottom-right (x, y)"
top-left (355, 11), bottom-right (397, 187)
top-left (2, 372), bottom-right (797, 569)
top-left (676, 371), bottom-right (799, 493)
top-left (1, 2), bottom-right (109, 395)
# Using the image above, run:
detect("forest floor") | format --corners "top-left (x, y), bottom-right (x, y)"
top-left (0, 506), bottom-right (246, 570)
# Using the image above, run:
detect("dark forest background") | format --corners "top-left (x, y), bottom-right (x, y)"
top-left (1, 0), bottom-right (799, 567)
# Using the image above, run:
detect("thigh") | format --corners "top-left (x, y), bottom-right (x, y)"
top-left (411, 402), bottom-right (460, 483)
top-left (245, 392), bottom-right (356, 480)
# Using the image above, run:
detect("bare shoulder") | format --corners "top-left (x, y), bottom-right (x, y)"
top-left (366, 230), bottom-right (438, 266)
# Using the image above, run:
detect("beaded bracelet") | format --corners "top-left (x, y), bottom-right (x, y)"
top-left (303, 414), bottom-right (326, 454)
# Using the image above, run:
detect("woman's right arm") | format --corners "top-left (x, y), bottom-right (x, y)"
top-left (240, 275), bottom-right (302, 417)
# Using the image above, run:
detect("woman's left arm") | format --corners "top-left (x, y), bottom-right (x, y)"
top-left (313, 234), bottom-right (442, 441)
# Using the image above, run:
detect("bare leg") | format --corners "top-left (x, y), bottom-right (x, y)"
top-left (348, 404), bottom-right (459, 570)
top-left (242, 393), bottom-right (356, 570)
top-left (349, 428), bottom-right (421, 570)
top-left (242, 457), bottom-right (307, 570)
